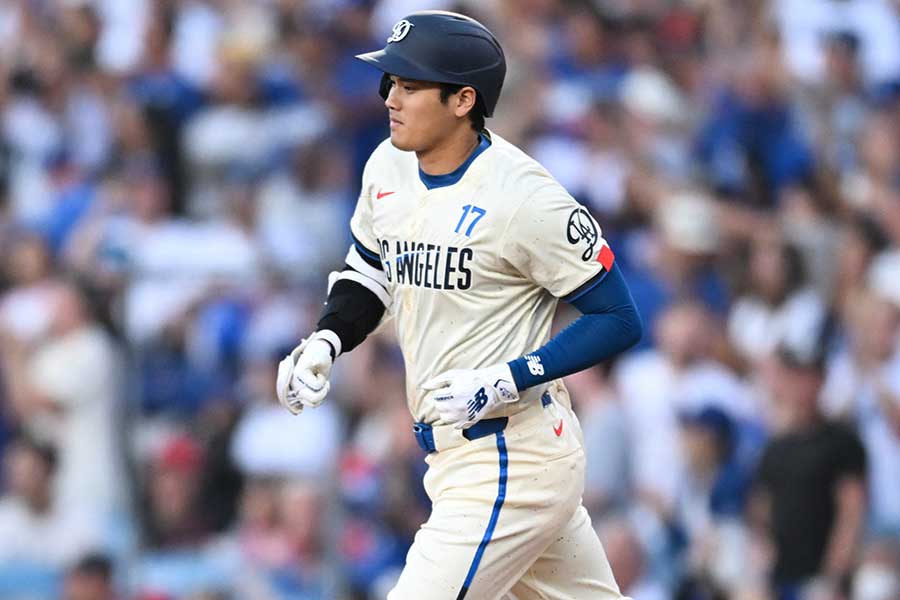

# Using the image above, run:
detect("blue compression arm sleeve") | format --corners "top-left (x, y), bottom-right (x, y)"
top-left (507, 264), bottom-right (643, 391)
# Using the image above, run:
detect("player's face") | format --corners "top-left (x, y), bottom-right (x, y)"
top-left (383, 75), bottom-right (470, 152)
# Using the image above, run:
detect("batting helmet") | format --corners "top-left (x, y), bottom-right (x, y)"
top-left (355, 11), bottom-right (506, 117)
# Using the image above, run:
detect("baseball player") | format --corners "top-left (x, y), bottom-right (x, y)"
top-left (276, 11), bottom-right (643, 600)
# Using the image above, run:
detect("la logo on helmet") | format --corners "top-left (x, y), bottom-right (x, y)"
top-left (387, 20), bottom-right (414, 43)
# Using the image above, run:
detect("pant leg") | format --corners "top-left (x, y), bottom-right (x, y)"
top-left (389, 402), bottom-right (587, 600)
top-left (507, 504), bottom-right (627, 600)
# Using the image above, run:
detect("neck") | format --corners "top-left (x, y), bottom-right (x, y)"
top-left (417, 126), bottom-right (480, 176)
top-left (26, 492), bottom-right (52, 515)
top-left (787, 405), bottom-right (821, 431)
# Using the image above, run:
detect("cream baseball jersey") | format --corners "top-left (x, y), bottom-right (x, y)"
top-left (350, 131), bottom-right (614, 424)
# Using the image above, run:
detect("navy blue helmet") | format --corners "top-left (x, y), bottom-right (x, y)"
top-left (355, 11), bottom-right (506, 117)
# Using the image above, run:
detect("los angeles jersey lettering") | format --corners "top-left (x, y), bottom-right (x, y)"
top-left (350, 131), bottom-right (612, 424)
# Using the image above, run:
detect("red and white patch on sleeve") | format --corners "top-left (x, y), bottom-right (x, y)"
top-left (596, 245), bottom-right (615, 271)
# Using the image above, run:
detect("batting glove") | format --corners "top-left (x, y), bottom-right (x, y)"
top-left (422, 364), bottom-right (520, 429)
top-left (275, 331), bottom-right (339, 415)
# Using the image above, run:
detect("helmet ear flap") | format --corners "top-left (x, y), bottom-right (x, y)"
top-left (379, 73), bottom-right (392, 100)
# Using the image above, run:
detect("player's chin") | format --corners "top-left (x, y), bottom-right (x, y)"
top-left (389, 130), bottom-right (415, 152)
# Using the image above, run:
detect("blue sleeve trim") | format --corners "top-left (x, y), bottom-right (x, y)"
top-left (457, 431), bottom-right (507, 599)
top-left (352, 233), bottom-right (381, 262)
top-left (569, 262), bottom-right (633, 314)
top-left (561, 268), bottom-right (609, 303)
top-left (350, 244), bottom-right (383, 271)
top-left (508, 263), bottom-right (642, 391)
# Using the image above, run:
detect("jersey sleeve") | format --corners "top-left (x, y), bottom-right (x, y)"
top-left (832, 426), bottom-right (867, 480)
top-left (499, 176), bottom-right (614, 300)
top-left (349, 157), bottom-right (381, 261)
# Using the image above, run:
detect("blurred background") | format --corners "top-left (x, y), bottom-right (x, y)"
top-left (0, 0), bottom-right (898, 599)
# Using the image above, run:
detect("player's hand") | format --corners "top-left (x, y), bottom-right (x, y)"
top-left (276, 333), bottom-right (335, 414)
top-left (422, 364), bottom-right (519, 429)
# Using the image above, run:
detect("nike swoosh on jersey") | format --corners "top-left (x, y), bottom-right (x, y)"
top-left (376, 189), bottom-right (395, 199)
top-left (553, 419), bottom-right (563, 437)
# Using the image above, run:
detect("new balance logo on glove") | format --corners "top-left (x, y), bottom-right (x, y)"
top-left (424, 364), bottom-right (521, 430)
top-left (467, 387), bottom-right (490, 420)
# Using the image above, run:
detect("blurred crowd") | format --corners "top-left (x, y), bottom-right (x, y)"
top-left (0, 0), bottom-right (898, 599)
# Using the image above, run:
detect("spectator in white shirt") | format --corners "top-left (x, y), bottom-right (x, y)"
top-left (0, 436), bottom-right (98, 567)
top-left (24, 283), bottom-right (130, 524)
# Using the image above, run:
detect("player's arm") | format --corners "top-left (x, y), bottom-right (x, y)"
top-left (275, 238), bottom-right (389, 415)
top-left (423, 262), bottom-right (640, 429)
top-left (423, 174), bottom-right (641, 428)
top-left (501, 181), bottom-right (642, 389)
top-left (317, 236), bottom-right (390, 357)
top-left (506, 261), bottom-right (642, 391)
top-left (820, 431), bottom-right (867, 591)
top-left (276, 154), bottom-right (389, 415)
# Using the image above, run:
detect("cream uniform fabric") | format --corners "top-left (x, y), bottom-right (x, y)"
top-left (350, 130), bottom-right (625, 600)
top-left (390, 395), bottom-right (625, 600)
top-left (350, 130), bottom-right (612, 424)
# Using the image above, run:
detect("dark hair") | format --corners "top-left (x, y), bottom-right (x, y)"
top-left (679, 405), bottom-right (736, 463)
top-left (439, 83), bottom-right (486, 132)
top-left (70, 553), bottom-right (113, 580)
top-left (848, 212), bottom-right (890, 254)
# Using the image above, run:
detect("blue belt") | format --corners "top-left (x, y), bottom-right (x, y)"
top-left (413, 417), bottom-right (509, 454)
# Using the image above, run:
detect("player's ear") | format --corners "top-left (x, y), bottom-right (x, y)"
top-left (454, 86), bottom-right (477, 119)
